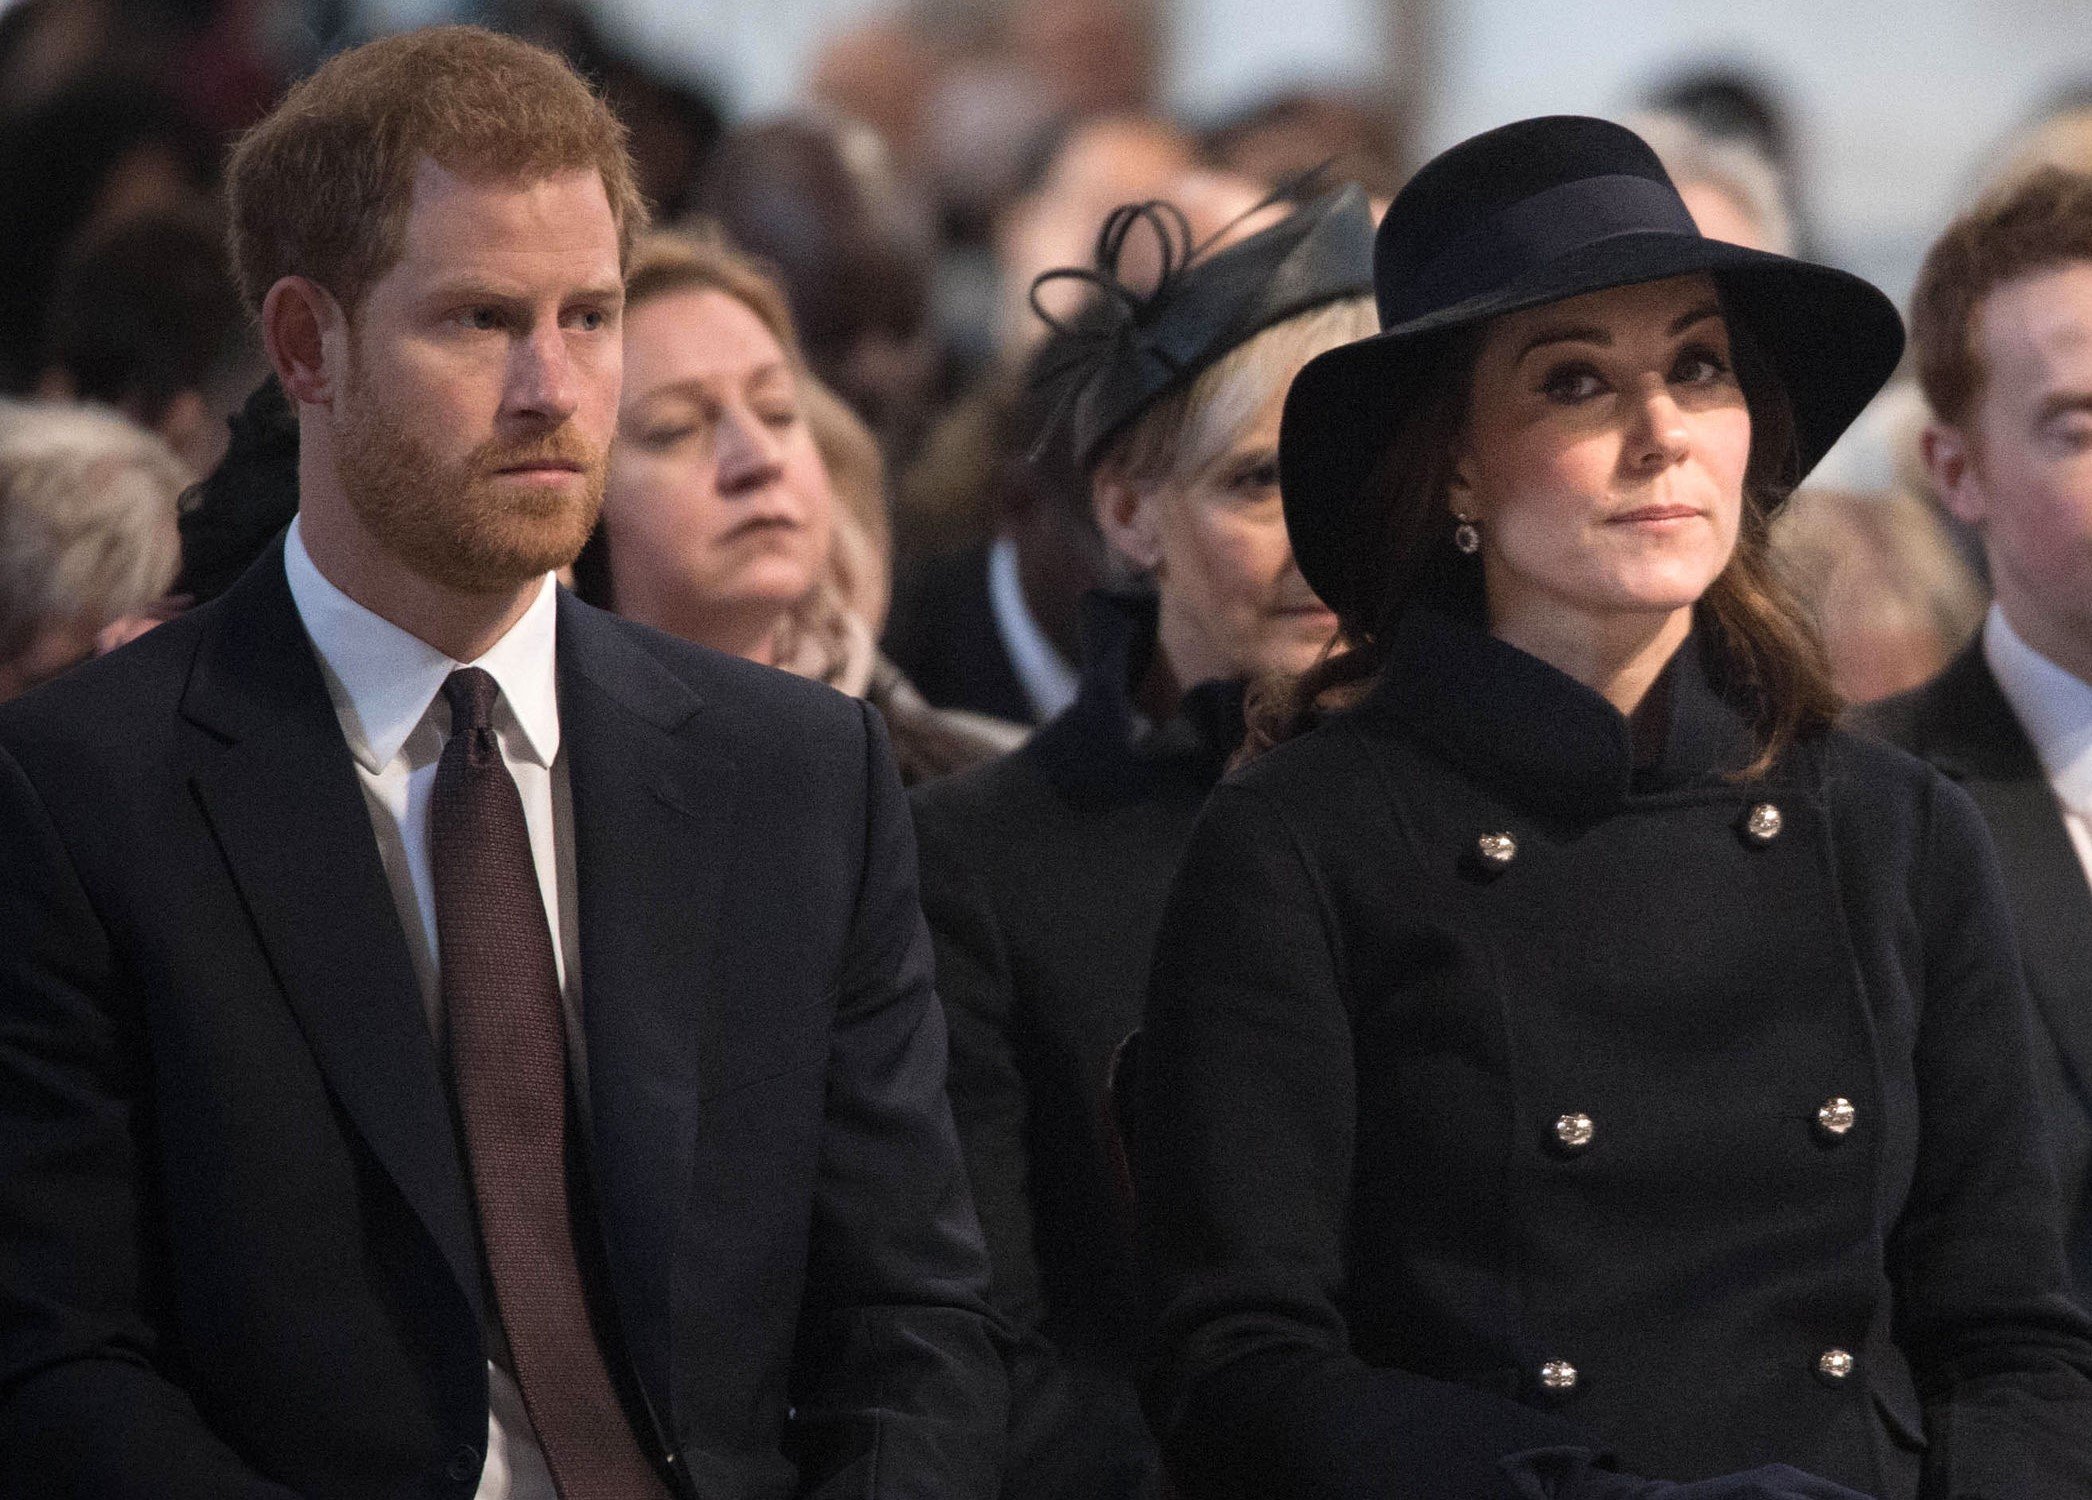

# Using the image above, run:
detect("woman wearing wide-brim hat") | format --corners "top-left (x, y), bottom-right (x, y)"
top-left (1133, 115), bottom-right (2092, 1499)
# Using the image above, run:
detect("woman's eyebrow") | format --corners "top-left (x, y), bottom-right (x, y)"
top-left (1516, 303), bottom-right (1725, 365)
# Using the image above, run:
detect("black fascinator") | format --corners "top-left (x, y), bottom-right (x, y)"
top-left (1028, 182), bottom-right (1376, 476)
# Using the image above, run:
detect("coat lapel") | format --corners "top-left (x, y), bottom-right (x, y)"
top-left (1919, 643), bottom-right (2092, 1103)
top-left (180, 547), bottom-right (485, 1328)
top-left (558, 595), bottom-right (738, 1404)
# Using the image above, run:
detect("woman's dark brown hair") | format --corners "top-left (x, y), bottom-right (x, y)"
top-left (1244, 300), bottom-right (1838, 777)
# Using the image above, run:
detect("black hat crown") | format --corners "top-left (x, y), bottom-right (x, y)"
top-left (1373, 117), bottom-right (1698, 330)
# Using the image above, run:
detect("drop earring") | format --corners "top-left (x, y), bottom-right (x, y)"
top-left (1452, 513), bottom-right (1481, 555)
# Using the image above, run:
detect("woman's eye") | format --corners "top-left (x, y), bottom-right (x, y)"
top-left (1229, 457), bottom-right (1281, 492)
top-left (756, 404), bottom-right (800, 430)
top-left (639, 423), bottom-right (698, 447)
top-left (1540, 364), bottom-right (1604, 403)
top-left (1672, 346), bottom-right (1733, 385)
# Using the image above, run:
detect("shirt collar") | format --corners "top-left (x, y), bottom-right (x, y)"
top-left (1984, 602), bottom-right (2092, 813)
top-left (987, 532), bottom-right (1079, 722)
top-left (282, 515), bottom-right (561, 774)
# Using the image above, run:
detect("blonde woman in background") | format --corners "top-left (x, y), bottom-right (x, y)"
top-left (579, 228), bottom-right (1023, 783)
top-left (1770, 486), bottom-right (1985, 704)
top-left (0, 400), bottom-right (185, 700)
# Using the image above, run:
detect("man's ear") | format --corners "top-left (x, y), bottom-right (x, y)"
top-left (1922, 421), bottom-right (1985, 528)
top-left (1091, 471), bottom-right (1164, 573)
top-left (261, 276), bottom-right (346, 407)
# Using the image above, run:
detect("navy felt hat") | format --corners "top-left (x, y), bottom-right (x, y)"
top-left (1030, 183), bottom-right (1377, 475)
top-left (1279, 115), bottom-right (1905, 621)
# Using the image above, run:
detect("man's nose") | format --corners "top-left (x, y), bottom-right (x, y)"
top-left (506, 323), bottom-right (580, 425)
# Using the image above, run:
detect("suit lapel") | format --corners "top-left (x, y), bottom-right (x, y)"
top-left (1920, 644), bottom-right (2092, 1102)
top-left (558, 595), bottom-right (737, 1402)
top-left (181, 548), bottom-right (485, 1327)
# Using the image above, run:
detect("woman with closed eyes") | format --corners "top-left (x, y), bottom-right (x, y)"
top-left (1133, 116), bottom-right (2092, 1500)
top-left (578, 228), bottom-right (1022, 783)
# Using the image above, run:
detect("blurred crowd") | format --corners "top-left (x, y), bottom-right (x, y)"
top-left (8, 0), bottom-right (2069, 717)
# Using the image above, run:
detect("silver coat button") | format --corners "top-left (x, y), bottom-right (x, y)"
top-left (1539, 1359), bottom-right (1578, 1392)
top-left (1817, 1348), bottom-right (1855, 1382)
top-left (1744, 803), bottom-right (1783, 843)
top-left (1477, 832), bottom-right (1518, 867)
top-left (1816, 1097), bottom-right (1857, 1140)
top-left (1552, 1112), bottom-right (1596, 1153)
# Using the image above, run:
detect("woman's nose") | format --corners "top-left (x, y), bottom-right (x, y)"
top-left (1627, 384), bottom-right (1691, 469)
top-left (713, 408), bottom-right (786, 495)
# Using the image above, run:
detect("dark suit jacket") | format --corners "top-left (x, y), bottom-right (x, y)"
top-left (910, 591), bottom-right (1239, 1500)
top-left (882, 545), bottom-right (1036, 727)
top-left (1858, 638), bottom-right (2092, 1306)
top-left (1138, 607), bottom-right (2092, 1500)
top-left (0, 544), bottom-right (1007, 1499)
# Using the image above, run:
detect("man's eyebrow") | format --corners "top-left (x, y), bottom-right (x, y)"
top-left (417, 281), bottom-right (626, 307)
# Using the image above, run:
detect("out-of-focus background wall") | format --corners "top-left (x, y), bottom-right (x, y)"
top-left (1, 0), bottom-right (2084, 709)
top-left (357, 0), bottom-right (2090, 301)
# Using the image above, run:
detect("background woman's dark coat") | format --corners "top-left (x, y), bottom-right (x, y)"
top-left (910, 589), bottom-right (1240, 1500)
top-left (1136, 605), bottom-right (2092, 1499)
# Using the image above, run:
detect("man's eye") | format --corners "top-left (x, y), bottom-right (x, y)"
top-left (571, 308), bottom-right (611, 332)
top-left (458, 307), bottom-right (504, 332)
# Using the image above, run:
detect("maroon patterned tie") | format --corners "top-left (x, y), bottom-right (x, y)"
top-left (430, 667), bottom-right (671, 1500)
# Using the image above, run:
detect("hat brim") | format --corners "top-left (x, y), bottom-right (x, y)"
top-left (1279, 230), bottom-right (1906, 620)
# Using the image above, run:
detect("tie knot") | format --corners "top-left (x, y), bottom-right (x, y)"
top-left (442, 666), bottom-right (500, 737)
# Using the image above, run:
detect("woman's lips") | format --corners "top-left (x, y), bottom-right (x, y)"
top-left (1609, 504), bottom-right (1702, 525)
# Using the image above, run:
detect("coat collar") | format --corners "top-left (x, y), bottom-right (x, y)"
top-left (1364, 604), bottom-right (1762, 818)
top-left (1026, 586), bottom-right (1244, 804)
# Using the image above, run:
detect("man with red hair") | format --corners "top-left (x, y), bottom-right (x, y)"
top-left (0, 27), bottom-right (1004, 1499)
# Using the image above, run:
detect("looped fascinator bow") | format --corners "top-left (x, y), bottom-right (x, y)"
top-left (1025, 179), bottom-right (1377, 475)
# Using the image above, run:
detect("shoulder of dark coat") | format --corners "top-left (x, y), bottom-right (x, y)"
top-left (0, 595), bottom-right (215, 771)
top-left (569, 598), bottom-right (864, 745)
top-left (908, 735), bottom-right (1058, 851)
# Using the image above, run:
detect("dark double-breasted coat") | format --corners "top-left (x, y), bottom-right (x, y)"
top-left (910, 590), bottom-right (1241, 1500)
top-left (1859, 639), bottom-right (2092, 1307)
top-left (1135, 604), bottom-right (2092, 1499)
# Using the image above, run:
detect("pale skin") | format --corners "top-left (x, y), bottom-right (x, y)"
top-left (262, 159), bottom-right (625, 663)
top-left (1094, 383), bottom-right (1338, 696)
top-left (603, 287), bottom-right (835, 667)
top-left (1451, 273), bottom-right (1752, 719)
top-left (1924, 259), bottom-right (2092, 688)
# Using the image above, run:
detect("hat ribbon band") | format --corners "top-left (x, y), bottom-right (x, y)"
top-left (1386, 173), bottom-right (1699, 325)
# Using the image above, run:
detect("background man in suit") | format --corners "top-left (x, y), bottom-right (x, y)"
top-left (1863, 164), bottom-right (2092, 1302)
top-left (0, 27), bottom-right (1004, 1498)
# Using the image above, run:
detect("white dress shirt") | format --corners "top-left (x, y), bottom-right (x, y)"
top-left (986, 532), bottom-right (1079, 723)
top-left (283, 516), bottom-right (573, 1500)
top-left (1985, 602), bottom-right (2092, 890)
